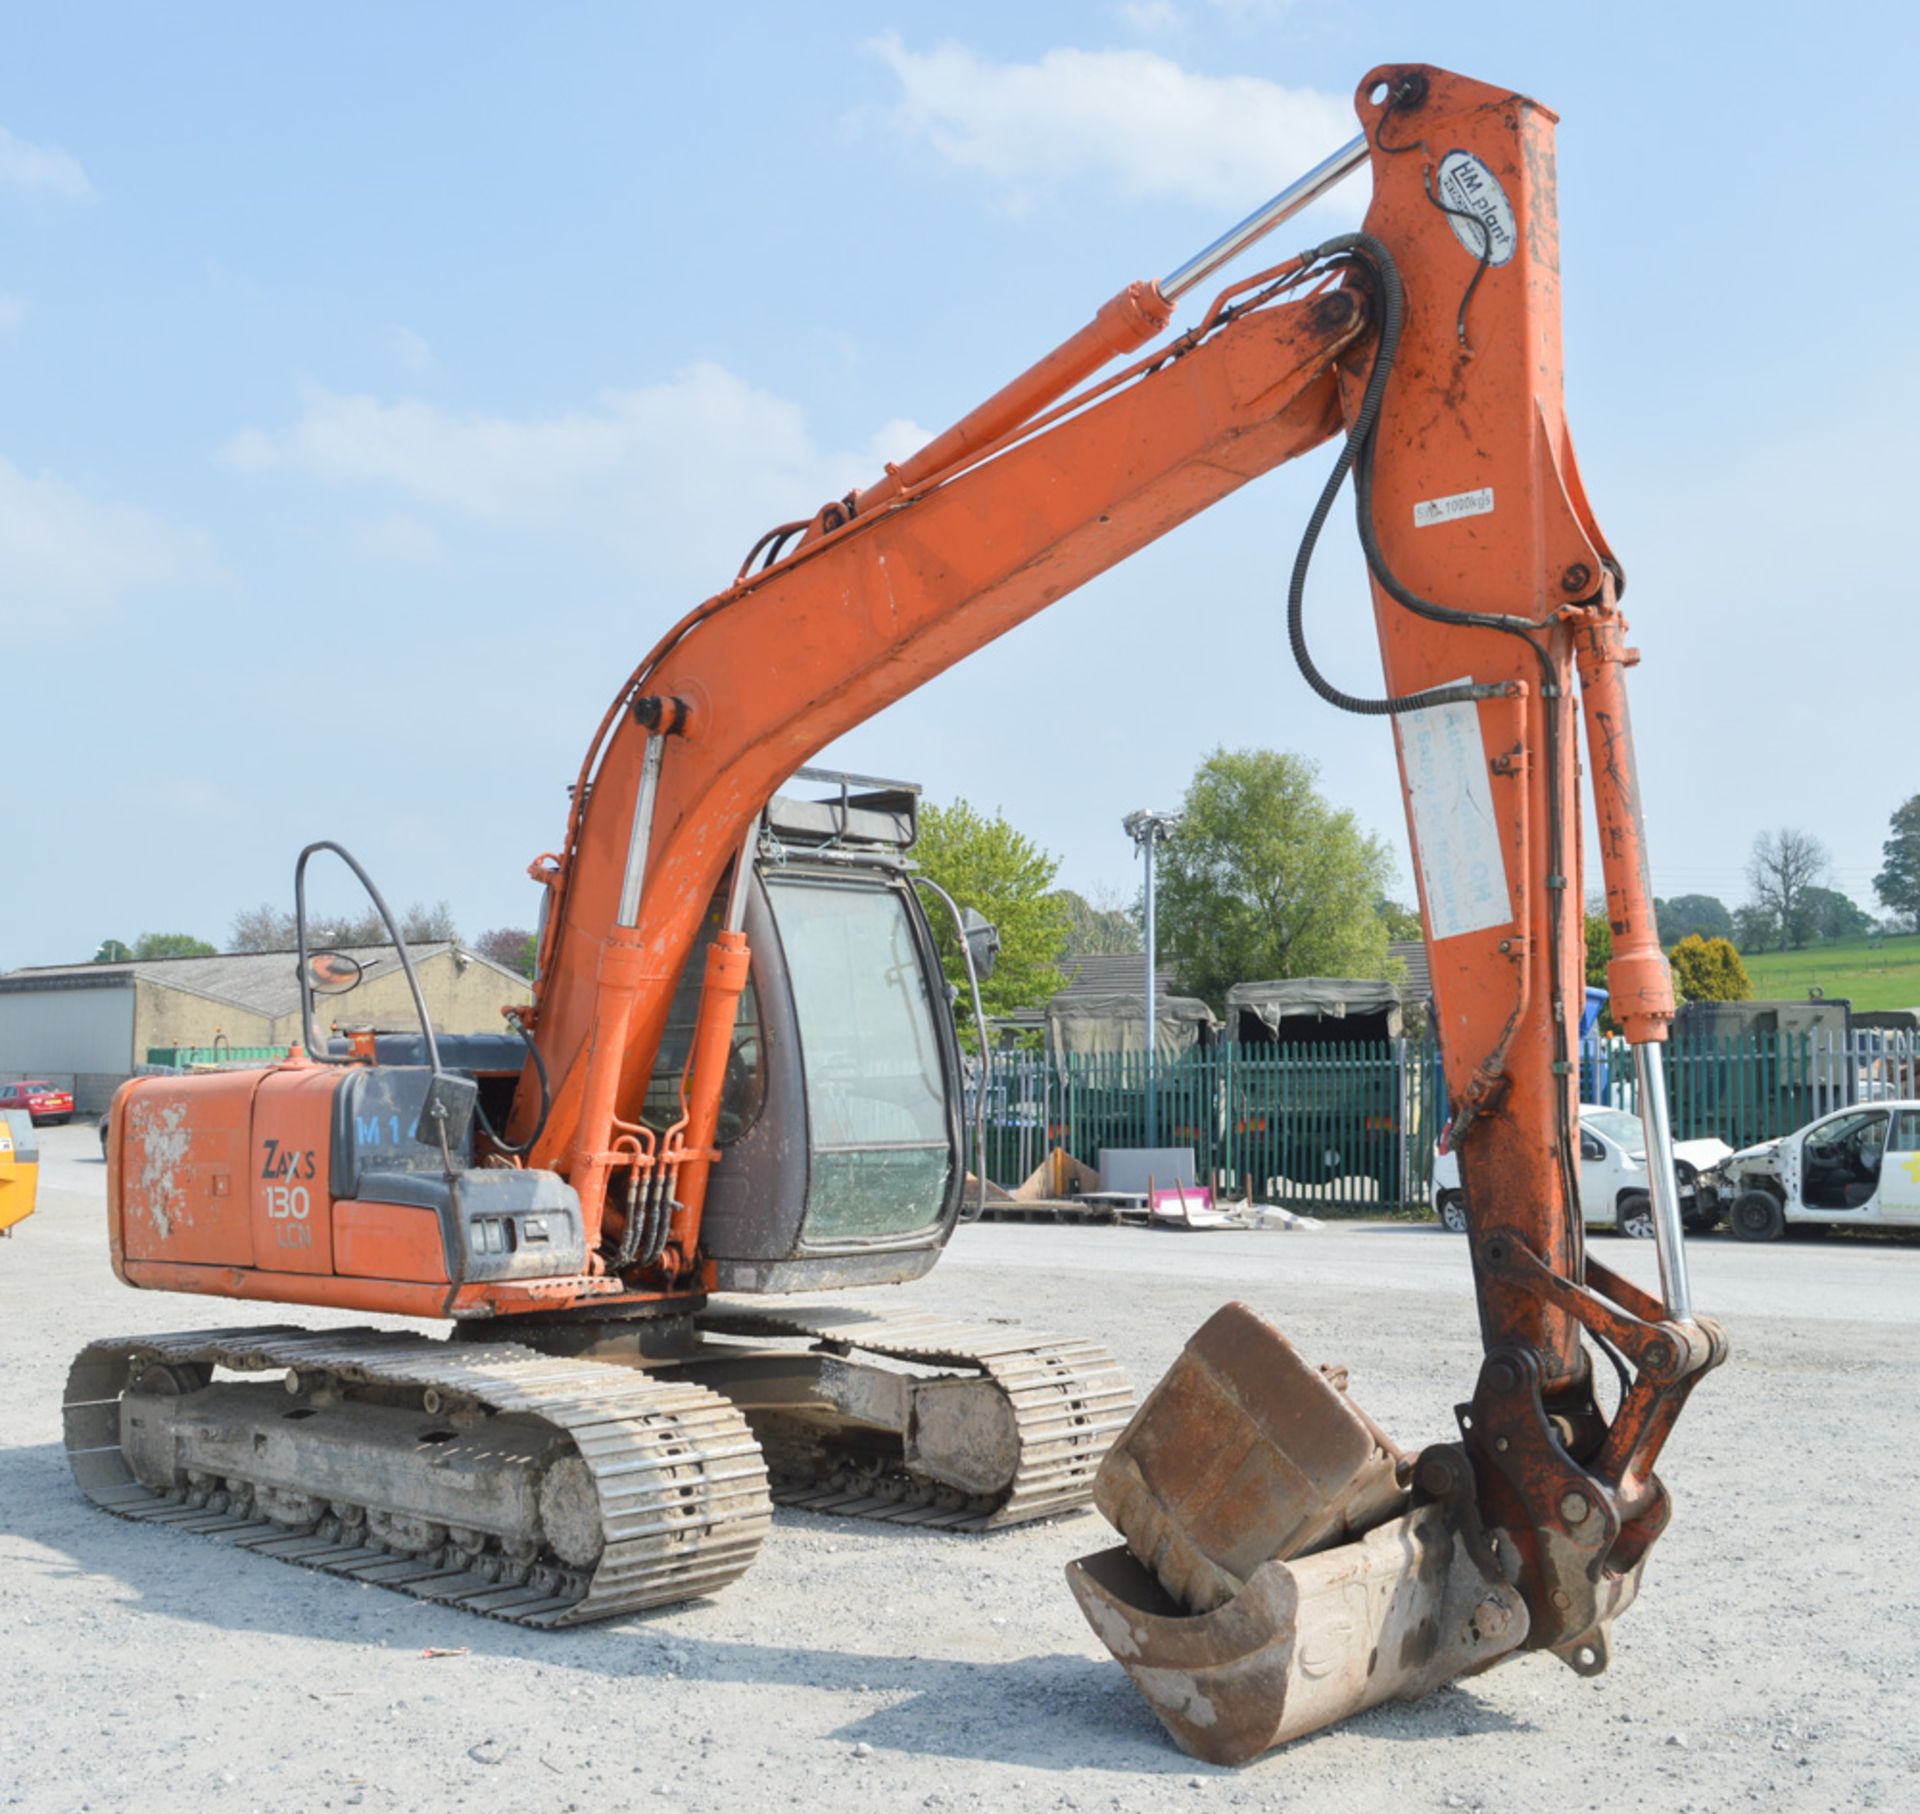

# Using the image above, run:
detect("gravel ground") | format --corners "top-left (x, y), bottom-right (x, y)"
top-left (3, 1122), bottom-right (1917, 1812)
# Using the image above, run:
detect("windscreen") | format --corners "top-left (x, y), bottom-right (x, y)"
top-left (1583, 1109), bottom-right (1646, 1151)
top-left (765, 873), bottom-right (953, 1242)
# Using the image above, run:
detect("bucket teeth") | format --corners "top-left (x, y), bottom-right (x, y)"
top-left (1070, 1302), bottom-right (1527, 1762)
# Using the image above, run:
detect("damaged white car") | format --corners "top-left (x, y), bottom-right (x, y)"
top-left (1434, 1105), bottom-right (1731, 1238)
top-left (1705, 1101), bottom-right (1920, 1241)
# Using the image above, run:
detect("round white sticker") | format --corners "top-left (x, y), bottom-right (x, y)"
top-left (1435, 150), bottom-right (1517, 268)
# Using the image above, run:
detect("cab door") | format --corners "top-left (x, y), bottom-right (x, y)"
top-left (1880, 1108), bottom-right (1920, 1225)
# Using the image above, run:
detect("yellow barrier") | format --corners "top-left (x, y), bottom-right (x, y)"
top-left (0, 1112), bottom-right (40, 1237)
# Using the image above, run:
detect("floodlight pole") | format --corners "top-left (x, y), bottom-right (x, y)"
top-left (1123, 809), bottom-right (1185, 1147)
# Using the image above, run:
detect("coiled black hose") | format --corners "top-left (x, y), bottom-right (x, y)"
top-left (1284, 231), bottom-right (1545, 718)
top-left (471, 1012), bottom-right (551, 1158)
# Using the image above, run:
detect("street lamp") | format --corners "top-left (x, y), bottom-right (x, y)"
top-left (1123, 808), bottom-right (1184, 1147)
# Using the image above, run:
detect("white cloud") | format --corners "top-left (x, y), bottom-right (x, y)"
top-left (0, 125), bottom-right (93, 199)
top-left (0, 457), bottom-right (213, 622)
top-left (386, 325), bottom-right (435, 375)
top-left (1118, 2), bottom-right (1187, 34)
top-left (0, 293), bottom-right (26, 337)
top-left (223, 365), bottom-right (936, 571)
top-left (863, 35), bottom-right (1360, 214)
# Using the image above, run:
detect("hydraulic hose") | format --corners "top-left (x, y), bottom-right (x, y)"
top-left (472, 1011), bottom-right (551, 1158)
top-left (1283, 231), bottom-right (1540, 718)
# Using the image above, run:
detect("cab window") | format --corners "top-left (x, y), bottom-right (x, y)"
top-left (765, 873), bottom-right (952, 1243)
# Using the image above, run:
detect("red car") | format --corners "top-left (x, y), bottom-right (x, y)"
top-left (0, 1080), bottom-right (73, 1125)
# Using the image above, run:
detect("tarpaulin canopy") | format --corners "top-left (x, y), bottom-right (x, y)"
top-left (1225, 977), bottom-right (1405, 1041)
top-left (1045, 991), bottom-right (1220, 1060)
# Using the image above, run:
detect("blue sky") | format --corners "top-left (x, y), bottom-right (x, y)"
top-left (2, 2), bottom-right (1913, 963)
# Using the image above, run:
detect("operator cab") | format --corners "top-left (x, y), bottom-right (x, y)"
top-left (308, 771), bottom-right (974, 1293)
top-left (651, 769), bottom-right (971, 1290)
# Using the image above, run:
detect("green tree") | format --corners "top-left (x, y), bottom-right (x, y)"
top-left (475, 926), bottom-right (538, 979)
top-left (1745, 826), bottom-right (1829, 951)
top-left (1731, 904), bottom-right (1774, 953)
top-left (1585, 913), bottom-right (1612, 989)
top-left (1655, 894), bottom-right (1732, 947)
top-left (93, 939), bottom-right (133, 963)
top-left (132, 932), bottom-right (217, 959)
top-left (1154, 748), bottom-right (1394, 1004)
top-left (1378, 899), bottom-right (1423, 941)
top-left (1669, 934), bottom-right (1752, 1002)
top-left (230, 900), bottom-right (459, 952)
top-left (1800, 886), bottom-right (1872, 944)
top-left (1874, 795), bottom-right (1920, 931)
top-left (1053, 886), bottom-right (1139, 958)
top-left (914, 799), bottom-right (1070, 1043)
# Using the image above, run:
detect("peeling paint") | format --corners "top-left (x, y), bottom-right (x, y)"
top-left (131, 1101), bottom-right (190, 1241)
top-left (1079, 1593), bottom-right (1145, 1659)
top-left (1131, 1665), bottom-right (1218, 1728)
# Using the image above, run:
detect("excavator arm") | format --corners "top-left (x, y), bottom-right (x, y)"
top-left (1057, 66), bottom-right (1726, 1760)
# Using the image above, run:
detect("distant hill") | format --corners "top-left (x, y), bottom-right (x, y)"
top-left (1738, 934), bottom-right (1920, 1011)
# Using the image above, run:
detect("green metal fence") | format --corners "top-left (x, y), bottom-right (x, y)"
top-left (976, 1028), bottom-right (1890, 1214)
top-left (145, 1045), bottom-right (293, 1069)
top-left (978, 1041), bottom-right (1444, 1212)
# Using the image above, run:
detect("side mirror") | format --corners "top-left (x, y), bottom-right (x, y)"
top-left (962, 909), bottom-right (1001, 983)
top-left (305, 950), bottom-right (365, 997)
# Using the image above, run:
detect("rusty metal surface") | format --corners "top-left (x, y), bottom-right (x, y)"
top-left (65, 1326), bottom-right (771, 1627)
top-left (1067, 1502), bottom-right (1528, 1765)
top-left (696, 1301), bottom-right (1133, 1527)
top-left (1092, 1302), bottom-right (1408, 1611)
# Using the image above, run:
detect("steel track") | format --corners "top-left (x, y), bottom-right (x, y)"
top-left (64, 1326), bottom-right (772, 1628)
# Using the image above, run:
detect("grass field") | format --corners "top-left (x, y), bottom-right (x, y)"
top-left (1738, 933), bottom-right (1920, 1010)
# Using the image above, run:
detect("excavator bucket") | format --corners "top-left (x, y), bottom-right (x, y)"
top-left (1067, 1304), bottom-right (1528, 1764)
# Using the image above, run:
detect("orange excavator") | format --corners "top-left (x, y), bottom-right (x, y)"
top-left (69, 63), bottom-right (1721, 1759)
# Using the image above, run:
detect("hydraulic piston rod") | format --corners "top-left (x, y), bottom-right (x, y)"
top-left (1158, 133), bottom-right (1369, 302)
top-left (850, 133), bottom-right (1369, 519)
top-left (1631, 1041), bottom-right (1696, 1323)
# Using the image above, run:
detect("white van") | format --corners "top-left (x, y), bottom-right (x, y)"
top-left (1432, 1105), bottom-right (1729, 1238)
top-left (1706, 1100), bottom-right (1920, 1239)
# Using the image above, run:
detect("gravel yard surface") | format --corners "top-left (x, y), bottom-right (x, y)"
top-left (3, 1123), bottom-right (1916, 1812)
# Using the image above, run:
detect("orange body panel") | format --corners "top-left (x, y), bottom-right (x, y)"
top-left (248, 1067), bottom-right (338, 1276)
top-left (116, 1254), bottom-right (676, 1321)
top-left (332, 1200), bottom-right (449, 1283)
top-left (115, 1071), bottom-right (264, 1272)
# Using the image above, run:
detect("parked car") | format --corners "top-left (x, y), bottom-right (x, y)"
top-left (1703, 1100), bottom-right (1920, 1240)
top-left (1432, 1104), bottom-right (1729, 1237)
top-left (0, 1080), bottom-right (73, 1126)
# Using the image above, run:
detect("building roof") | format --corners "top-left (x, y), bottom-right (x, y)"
top-left (1388, 940), bottom-right (1431, 1002)
top-left (1057, 953), bottom-right (1174, 999)
top-left (0, 943), bottom-right (528, 1017)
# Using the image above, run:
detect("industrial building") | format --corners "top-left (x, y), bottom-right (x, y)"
top-left (0, 943), bottom-right (532, 1112)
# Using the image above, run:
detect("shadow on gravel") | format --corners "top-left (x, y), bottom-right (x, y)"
top-left (8, 1436), bottom-right (1534, 1773)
